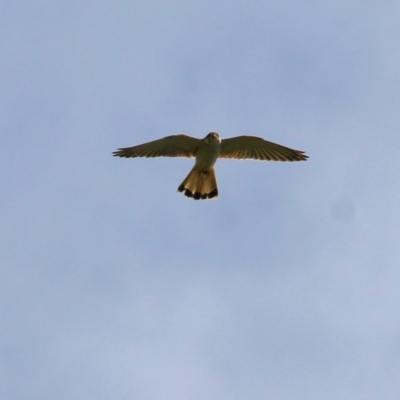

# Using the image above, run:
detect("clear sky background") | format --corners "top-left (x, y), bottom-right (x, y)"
top-left (2, 2), bottom-right (400, 399)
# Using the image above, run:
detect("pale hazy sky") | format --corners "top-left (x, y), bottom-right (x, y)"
top-left (2, 2), bottom-right (400, 399)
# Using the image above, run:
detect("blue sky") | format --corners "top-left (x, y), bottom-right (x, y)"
top-left (2, 2), bottom-right (400, 399)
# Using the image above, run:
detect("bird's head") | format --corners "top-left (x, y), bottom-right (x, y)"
top-left (205, 132), bottom-right (221, 144)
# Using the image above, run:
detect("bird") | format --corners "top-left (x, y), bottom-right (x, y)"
top-left (113, 132), bottom-right (308, 200)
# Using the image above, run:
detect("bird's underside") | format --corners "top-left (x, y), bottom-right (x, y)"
top-left (113, 133), bottom-right (308, 200)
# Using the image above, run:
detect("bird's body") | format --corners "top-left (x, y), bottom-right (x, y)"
top-left (178, 132), bottom-right (221, 199)
top-left (113, 132), bottom-right (308, 200)
top-left (193, 132), bottom-right (221, 170)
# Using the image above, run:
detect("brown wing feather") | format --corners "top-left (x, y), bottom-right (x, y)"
top-left (220, 136), bottom-right (308, 161)
top-left (113, 135), bottom-right (200, 158)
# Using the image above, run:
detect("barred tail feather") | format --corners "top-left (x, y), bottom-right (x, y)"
top-left (177, 167), bottom-right (218, 200)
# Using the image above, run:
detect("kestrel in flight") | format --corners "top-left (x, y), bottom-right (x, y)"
top-left (113, 132), bottom-right (308, 200)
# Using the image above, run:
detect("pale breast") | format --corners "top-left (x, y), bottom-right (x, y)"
top-left (194, 139), bottom-right (221, 170)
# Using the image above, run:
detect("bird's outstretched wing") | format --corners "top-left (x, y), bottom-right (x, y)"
top-left (220, 136), bottom-right (308, 161)
top-left (113, 135), bottom-right (200, 158)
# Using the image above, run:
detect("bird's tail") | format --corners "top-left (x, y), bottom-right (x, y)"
top-left (177, 167), bottom-right (218, 200)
